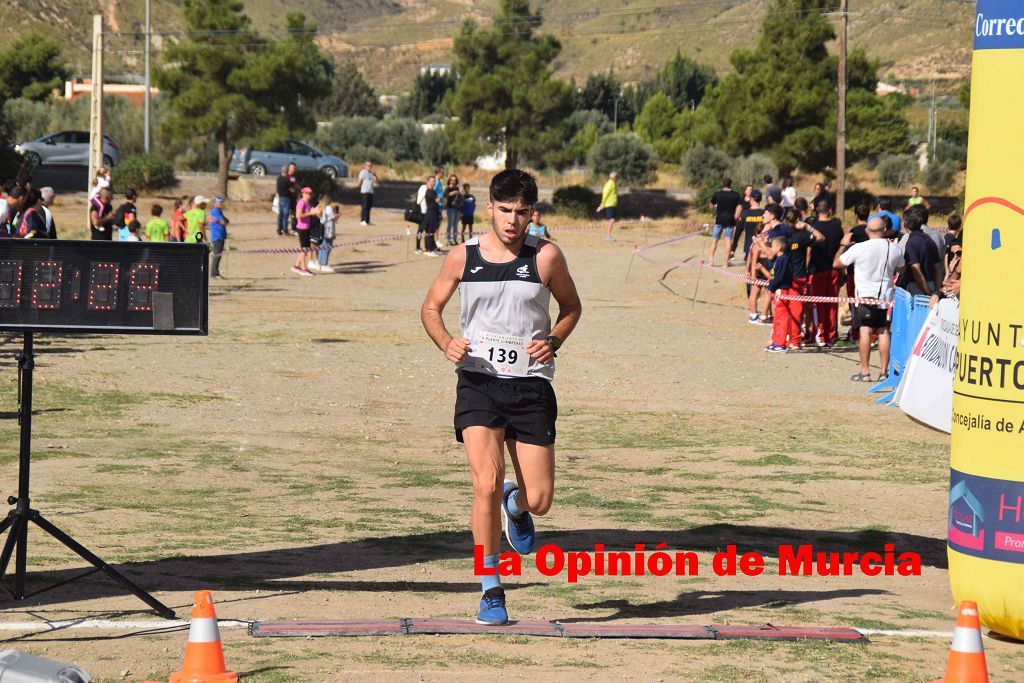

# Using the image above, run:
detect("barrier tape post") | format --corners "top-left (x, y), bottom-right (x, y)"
top-left (625, 245), bottom-right (637, 283)
top-left (691, 260), bottom-right (704, 311)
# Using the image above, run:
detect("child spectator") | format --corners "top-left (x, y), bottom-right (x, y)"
top-left (315, 195), bottom-right (338, 273)
top-left (145, 204), bottom-right (170, 242)
top-left (185, 196), bottom-right (208, 243)
top-left (526, 208), bottom-right (554, 241)
top-left (764, 235), bottom-right (796, 352)
top-left (171, 196), bottom-right (188, 242)
top-left (209, 196), bottom-right (228, 278)
top-left (460, 183), bottom-right (475, 242)
top-left (123, 220), bottom-right (142, 241)
top-left (115, 189), bottom-right (138, 241)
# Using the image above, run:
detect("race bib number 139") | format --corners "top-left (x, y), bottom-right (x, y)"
top-left (471, 332), bottom-right (530, 377)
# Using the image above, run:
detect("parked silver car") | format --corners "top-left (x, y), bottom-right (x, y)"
top-left (230, 140), bottom-right (347, 178)
top-left (15, 131), bottom-right (120, 168)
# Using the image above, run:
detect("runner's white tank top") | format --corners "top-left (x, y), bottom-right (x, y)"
top-left (458, 234), bottom-right (554, 381)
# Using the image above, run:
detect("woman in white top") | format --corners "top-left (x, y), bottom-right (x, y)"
top-left (313, 195), bottom-right (337, 273)
top-left (87, 167), bottom-right (111, 200)
top-left (781, 177), bottom-right (797, 208)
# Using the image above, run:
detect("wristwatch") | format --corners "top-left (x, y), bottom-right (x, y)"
top-left (545, 335), bottom-right (562, 352)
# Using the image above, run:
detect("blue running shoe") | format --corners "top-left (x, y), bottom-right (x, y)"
top-left (476, 587), bottom-right (508, 625)
top-left (501, 480), bottom-right (536, 555)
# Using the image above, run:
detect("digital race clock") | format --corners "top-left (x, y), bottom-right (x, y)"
top-left (0, 240), bottom-right (208, 334)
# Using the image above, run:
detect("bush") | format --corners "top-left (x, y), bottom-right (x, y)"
top-left (552, 185), bottom-right (599, 218)
top-left (681, 143), bottom-right (730, 188)
top-left (922, 160), bottom-right (957, 193)
top-left (294, 169), bottom-right (341, 198)
top-left (876, 154), bottom-right (917, 189)
top-left (587, 132), bottom-right (658, 186)
top-left (111, 155), bottom-right (176, 192)
top-left (729, 153), bottom-right (776, 188)
top-left (346, 144), bottom-right (393, 166)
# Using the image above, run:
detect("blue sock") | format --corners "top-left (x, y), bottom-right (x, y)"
top-left (481, 553), bottom-right (502, 593)
top-left (506, 488), bottom-right (527, 519)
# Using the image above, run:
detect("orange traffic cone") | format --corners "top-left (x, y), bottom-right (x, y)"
top-left (169, 590), bottom-right (238, 683)
top-left (933, 600), bottom-right (989, 683)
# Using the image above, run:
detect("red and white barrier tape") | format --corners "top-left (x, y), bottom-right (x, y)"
top-left (233, 233), bottom-right (407, 255)
top-left (683, 260), bottom-right (893, 308)
top-left (633, 227), bottom-right (708, 254)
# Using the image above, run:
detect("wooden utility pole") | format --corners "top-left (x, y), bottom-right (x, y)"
top-left (144, 0), bottom-right (151, 154)
top-left (836, 0), bottom-right (848, 220)
top-left (87, 15), bottom-right (104, 222)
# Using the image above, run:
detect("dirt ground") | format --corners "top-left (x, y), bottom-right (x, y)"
top-left (0, 192), bottom-right (1019, 682)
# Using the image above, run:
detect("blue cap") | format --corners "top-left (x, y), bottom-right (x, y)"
top-left (213, 195), bottom-right (224, 202)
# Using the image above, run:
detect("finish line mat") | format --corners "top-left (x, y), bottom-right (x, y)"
top-left (249, 619), bottom-right (867, 643)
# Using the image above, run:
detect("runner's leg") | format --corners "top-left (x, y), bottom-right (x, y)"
top-left (463, 426), bottom-right (505, 556)
top-left (505, 439), bottom-right (554, 516)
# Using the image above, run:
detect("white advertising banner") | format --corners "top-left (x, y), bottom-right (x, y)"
top-left (898, 298), bottom-right (959, 433)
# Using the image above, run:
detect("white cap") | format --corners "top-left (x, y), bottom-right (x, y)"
top-left (610, 171), bottom-right (618, 179)
top-left (193, 195), bottom-right (209, 204)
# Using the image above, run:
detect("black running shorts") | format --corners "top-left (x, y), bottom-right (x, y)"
top-left (852, 303), bottom-right (890, 330)
top-left (454, 370), bottom-right (557, 446)
top-left (297, 228), bottom-right (311, 249)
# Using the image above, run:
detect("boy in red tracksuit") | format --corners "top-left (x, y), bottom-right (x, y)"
top-left (765, 236), bottom-right (798, 352)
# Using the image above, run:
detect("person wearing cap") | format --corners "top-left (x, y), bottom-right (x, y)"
top-left (291, 186), bottom-right (322, 276)
top-left (209, 196), bottom-right (229, 278)
top-left (598, 171), bottom-right (618, 241)
top-left (184, 196), bottom-right (208, 243)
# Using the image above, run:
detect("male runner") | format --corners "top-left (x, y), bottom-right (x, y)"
top-left (421, 169), bottom-right (582, 625)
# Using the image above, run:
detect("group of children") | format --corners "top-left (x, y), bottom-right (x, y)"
top-left (289, 186), bottom-right (341, 276)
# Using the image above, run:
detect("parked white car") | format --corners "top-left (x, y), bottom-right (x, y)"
top-left (14, 131), bottom-right (121, 168)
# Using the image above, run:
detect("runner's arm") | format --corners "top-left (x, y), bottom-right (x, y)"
top-left (421, 246), bottom-right (470, 362)
top-left (530, 244), bottom-right (582, 364)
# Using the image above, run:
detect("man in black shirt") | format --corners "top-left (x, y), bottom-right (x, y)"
top-left (763, 175), bottom-right (782, 205)
top-left (730, 189), bottom-right (764, 265)
top-left (897, 208), bottom-right (942, 296)
top-left (807, 198), bottom-right (844, 346)
top-left (707, 178), bottom-right (742, 267)
top-left (89, 188), bottom-right (115, 240)
top-left (276, 163), bottom-right (296, 236)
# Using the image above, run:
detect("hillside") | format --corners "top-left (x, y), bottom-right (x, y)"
top-left (6, 0), bottom-right (974, 92)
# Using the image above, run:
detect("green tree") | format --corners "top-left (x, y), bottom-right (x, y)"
top-left (157, 3), bottom-right (331, 194)
top-left (0, 31), bottom-right (70, 102)
top-left (316, 60), bottom-right (383, 118)
top-left (574, 72), bottom-right (631, 126)
top-left (397, 69), bottom-right (457, 120)
top-left (652, 51), bottom-right (717, 111)
top-left (846, 89), bottom-right (910, 163)
top-left (447, 0), bottom-right (572, 169)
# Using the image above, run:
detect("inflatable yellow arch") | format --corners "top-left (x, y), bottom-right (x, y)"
top-left (949, 0), bottom-right (1024, 640)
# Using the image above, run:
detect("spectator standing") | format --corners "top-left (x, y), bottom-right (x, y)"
top-left (316, 197), bottom-right (338, 273)
top-left (291, 187), bottom-right (321, 275)
top-left (707, 178), bottom-right (742, 267)
top-left (421, 176), bottom-right (442, 257)
top-left (184, 196), bottom-right (208, 244)
top-left (763, 175), bottom-right (782, 205)
top-left (746, 204), bottom-right (776, 324)
top-left (170, 196), bottom-right (188, 242)
top-left (945, 215), bottom-right (963, 250)
top-left (89, 188), bottom-right (115, 240)
top-left (3, 187), bottom-right (27, 237)
top-left (445, 174), bottom-right (463, 246)
top-left (17, 190), bottom-right (46, 238)
top-left (358, 161), bottom-right (378, 226)
top-left (914, 205), bottom-right (947, 282)
top-left (527, 208), bottom-right (554, 241)
top-left (808, 198), bottom-right (845, 346)
top-left (0, 183), bottom-right (10, 230)
top-left (731, 189), bottom-right (763, 263)
top-left (897, 207), bottom-right (942, 296)
top-left (88, 167), bottom-right (111, 200)
top-left (841, 202), bottom-right (873, 344)
top-left (599, 171), bottom-right (618, 241)
top-left (835, 216), bottom-right (906, 381)
top-left (115, 189), bottom-right (138, 241)
top-left (871, 198), bottom-right (902, 234)
top-left (276, 163), bottom-right (296, 236)
top-left (764, 235), bottom-right (795, 352)
top-left (781, 177), bottom-right (797, 208)
top-left (460, 183), bottom-right (476, 243)
top-left (39, 187), bottom-right (56, 239)
top-left (122, 220), bottom-right (142, 241)
top-left (209, 196), bottom-right (229, 278)
top-left (145, 205), bottom-right (170, 242)
top-left (776, 209), bottom-right (825, 349)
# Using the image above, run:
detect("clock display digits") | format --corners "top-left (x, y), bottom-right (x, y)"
top-left (0, 261), bottom-right (23, 309)
top-left (31, 261), bottom-right (63, 310)
top-left (87, 262), bottom-right (120, 311)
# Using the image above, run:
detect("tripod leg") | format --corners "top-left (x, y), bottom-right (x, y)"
top-left (0, 515), bottom-right (24, 582)
top-left (31, 514), bottom-right (175, 619)
top-left (0, 512), bottom-right (14, 537)
top-left (14, 513), bottom-right (26, 598)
